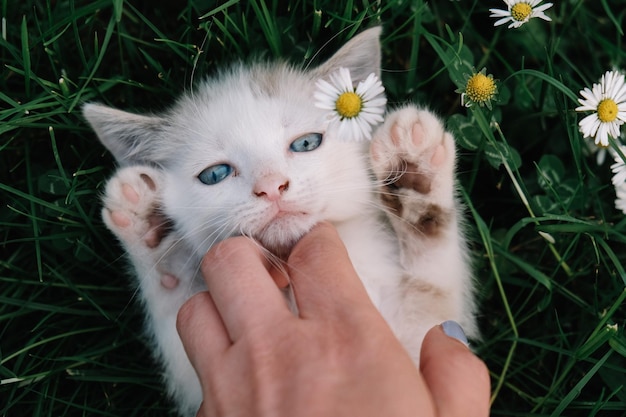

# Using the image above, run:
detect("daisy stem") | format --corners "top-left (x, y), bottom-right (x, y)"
top-left (471, 106), bottom-right (573, 277)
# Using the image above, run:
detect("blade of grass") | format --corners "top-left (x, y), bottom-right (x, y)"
top-left (461, 187), bottom-right (518, 405)
top-left (20, 15), bottom-right (30, 97)
top-left (250, 0), bottom-right (282, 56)
top-left (69, 13), bottom-right (116, 111)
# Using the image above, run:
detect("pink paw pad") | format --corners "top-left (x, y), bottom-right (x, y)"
top-left (122, 183), bottom-right (140, 204)
top-left (411, 124), bottom-right (424, 146)
top-left (391, 125), bottom-right (403, 145)
top-left (160, 273), bottom-right (180, 289)
top-left (110, 210), bottom-right (131, 228)
top-left (430, 144), bottom-right (446, 167)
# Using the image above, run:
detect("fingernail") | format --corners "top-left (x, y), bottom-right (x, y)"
top-left (441, 320), bottom-right (469, 347)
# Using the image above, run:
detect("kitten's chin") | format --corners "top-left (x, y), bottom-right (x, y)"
top-left (259, 238), bottom-right (299, 260)
top-left (255, 216), bottom-right (316, 259)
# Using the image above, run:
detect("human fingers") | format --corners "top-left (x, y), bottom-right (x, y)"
top-left (176, 291), bottom-right (229, 383)
top-left (286, 222), bottom-right (375, 319)
top-left (420, 321), bottom-right (491, 417)
top-left (201, 236), bottom-right (292, 341)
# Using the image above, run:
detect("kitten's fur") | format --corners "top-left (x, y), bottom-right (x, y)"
top-left (83, 27), bottom-right (477, 417)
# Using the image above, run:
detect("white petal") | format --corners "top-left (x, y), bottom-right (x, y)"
top-left (508, 20), bottom-right (526, 28)
top-left (615, 182), bottom-right (626, 214)
top-left (604, 71), bottom-right (623, 96)
top-left (611, 76), bottom-right (626, 102)
top-left (493, 17), bottom-right (513, 26)
top-left (611, 167), bottom-right (626, 187)
top-left (316, 79), bottom-right (339, 96)
top-left (596, 123), bottom-right (610, 146)
top-left (577, 87), bottom-right (600, 107)
top-left (596, 148), bottom-right (607, 165)
top-left (533, 3), bottom-right (553, 13)
top-left (336, 67), bottom-right (353, 90)
top-left (608, 122), bottom-right (621, 139)
top-left (533, 12), bottom-right (552, 22)
top-left (356, 73), bottom-right (377, 91)
top-left (579, 114), bottom-right (600, 137)
top-left (347, 118), bottom-right (361, 141)
top-left (364, 97), bottom-right (387, 109)
top-left (359, 112), bottom-right (384, 126)
top-left (489, 9), bottom-right (510, 17)
top-left (576, 102), bottom-right (597, 112)
top-left (611, 160), bottom-right (626, 184)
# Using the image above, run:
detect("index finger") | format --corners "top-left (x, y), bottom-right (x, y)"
top-left (287, 222), bottom-right (376, 319)
top-left (201, 236), bottom-right (292, 342)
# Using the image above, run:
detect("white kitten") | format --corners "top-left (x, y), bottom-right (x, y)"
top-left (83, 27), bottom-right (477, 417)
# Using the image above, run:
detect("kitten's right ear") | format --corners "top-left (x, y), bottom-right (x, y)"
top-left (82, 103), bottom-right (167, 165)
top-left (313, 26), bottom-right (382, 83)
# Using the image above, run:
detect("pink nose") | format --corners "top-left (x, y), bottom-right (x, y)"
top-left (254, 174), bottom-right (290, 201)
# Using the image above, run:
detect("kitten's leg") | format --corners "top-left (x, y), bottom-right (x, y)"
top-left (102, 166), bottom-right (202, 416)
top-left (102, 166), bottom-right (197, 302)
top-left (370, 106), bottom-right (477, 361)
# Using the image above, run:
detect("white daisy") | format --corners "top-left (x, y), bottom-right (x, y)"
top-left (576, 70), bottom-right (626, 147)
top-left (611, 147), bottom-right (626, 186)
top-left (489, 0), bottom-right (553, 29)
top-left (610, 146), bottom-right (626, 214)
top-left (314, 67), bottom-right (387, 141)
top-left (615, 182), bottom-right (626, 215)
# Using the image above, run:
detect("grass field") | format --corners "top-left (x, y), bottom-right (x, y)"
top-left (2, 1), bottom-right (625, 415)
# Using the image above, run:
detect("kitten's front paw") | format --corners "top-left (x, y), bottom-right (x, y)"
top-left (371, 107), bottom-right (456, 236)
top-left (102, 166), bottom-right (171, 248)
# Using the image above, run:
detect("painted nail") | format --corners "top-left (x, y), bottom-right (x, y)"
top-left (441, 320), bottom-right (469, 347)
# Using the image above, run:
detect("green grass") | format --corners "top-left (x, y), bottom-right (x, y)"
top-left (2, 1), bottom-right (625, 415)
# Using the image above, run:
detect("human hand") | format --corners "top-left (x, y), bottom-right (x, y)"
top-left (176, 222), bottom-right (490, 417)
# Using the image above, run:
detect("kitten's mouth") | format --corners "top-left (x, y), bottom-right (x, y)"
top-left (273, 209), bottom-right (307, 220)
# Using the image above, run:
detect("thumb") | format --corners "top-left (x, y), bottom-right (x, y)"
top-left (420, 321), bottom-right (491, 417)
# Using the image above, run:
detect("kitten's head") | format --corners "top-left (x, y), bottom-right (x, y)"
top-left (84, 27), bottom-right (383, 257)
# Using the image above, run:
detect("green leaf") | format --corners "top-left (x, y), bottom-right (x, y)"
top-left (422, 31), bottom-right (473, 89)
top-left (447, 114), bottom-right (483, 151)
top-left (20, 15), bottom-right (31, 97)
top-left (199, 0), bottom-right (242, 19)
top-left (484, 140), bottom-right (522, 170)
top-left (495, 246), bottom-right (553, 291)
top-left (38, 170), bottom-right (70, 196)
top-left (509, 69), bottom-right (579, 104)
top-left (550, 350), bottom-right (613, 417)
top-left (536, 154), bottom-right (565, 191)
top-left (112, 0), bottom-right (124, 22)
top-left (533, 195), bottom-right (559, 215)
top-left (609, 334), bottom-right (626, 358)
top-left (576, 324), bottom-right (617, 359)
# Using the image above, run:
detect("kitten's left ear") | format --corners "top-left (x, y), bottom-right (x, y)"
top-left (83, 103), bottom-right (169, 166)
top-left (313, 26), bottom-right (382, 83)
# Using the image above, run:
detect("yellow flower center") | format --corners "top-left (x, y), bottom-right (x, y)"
top-left (465, 73), bottom-right (496, 104)
top-left (511, 3), bottom-right (533, 21)
top-left (597, 99), bottom-right (618, 123)
top-left (335, 92), bottom-right (362, 118)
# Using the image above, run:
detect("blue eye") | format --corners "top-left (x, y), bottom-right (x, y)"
top-left (289, 133), bottom-right (323, 152)
top-left (198, 164), bottom-right (233, 185)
